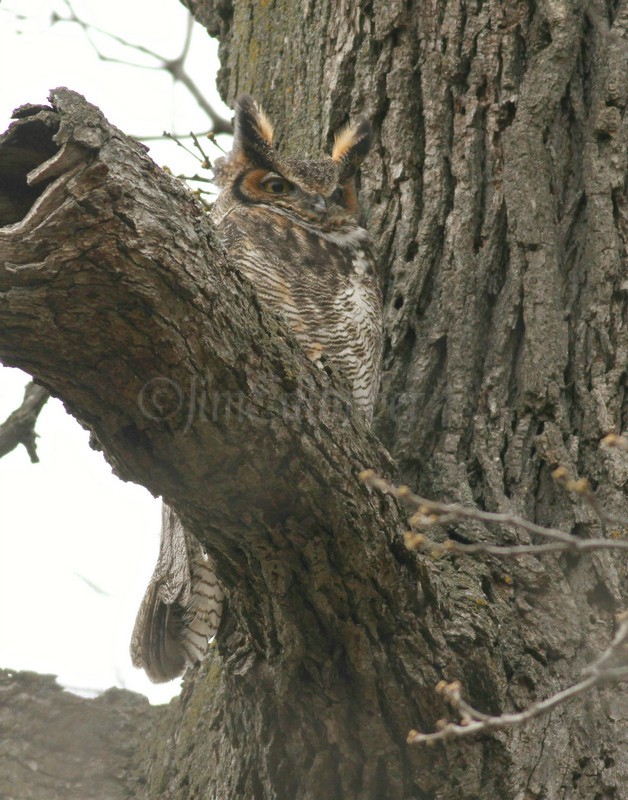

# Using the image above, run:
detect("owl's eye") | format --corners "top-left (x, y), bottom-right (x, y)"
top-left (260, 174), bottom-right (294, 195)
top-left (330, 186), bottom-right (346, 206)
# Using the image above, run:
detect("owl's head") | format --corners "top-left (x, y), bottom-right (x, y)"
top-left (213, 95), bottom-right (372, 231)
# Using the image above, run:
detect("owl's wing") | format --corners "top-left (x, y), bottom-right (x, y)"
top-left (130, 504), bottom-right (224, 683)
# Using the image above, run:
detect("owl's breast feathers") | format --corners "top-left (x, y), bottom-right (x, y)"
top-left (215, 206), bottom-right (382, 420)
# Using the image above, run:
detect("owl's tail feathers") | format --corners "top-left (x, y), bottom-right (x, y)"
top-left (130, 556), bottom-right (224, 683)
top-left (130, 539), bottom-right (224, 683)
top-left (130, 580), bottom-right (188, 683)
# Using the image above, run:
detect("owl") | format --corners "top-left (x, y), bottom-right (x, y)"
top-left (131, 96), bottom-right (382, 682)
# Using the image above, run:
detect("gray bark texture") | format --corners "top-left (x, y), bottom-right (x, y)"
top-left (0, 0), bottom-right (626, 798)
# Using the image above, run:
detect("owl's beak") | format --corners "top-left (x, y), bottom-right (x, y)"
top-left (311, 194), bottom-right (327, 213)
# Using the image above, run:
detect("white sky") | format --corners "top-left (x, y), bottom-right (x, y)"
top-left (0, 0), bottom-right (230, 704)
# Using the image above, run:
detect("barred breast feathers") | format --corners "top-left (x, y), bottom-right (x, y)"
top-left (214, 205), bottom-right (382, 421)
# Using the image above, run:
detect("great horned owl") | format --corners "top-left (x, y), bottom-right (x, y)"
top-left (131, 96), bottom-right (382, 682)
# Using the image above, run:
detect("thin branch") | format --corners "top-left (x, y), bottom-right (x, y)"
top-left (180, 174), bottom-right (216, 185)
top-left (133, 132), bottom-right (197, 141)
top-left (407, 611), bottom-right (628, 744)
top-left (361, 452), bottom-right (628, 742)
top-left (168, 68), bottom-right (231, 134)
top-left (53, 1), bottom-right (232, 134)
top-left (552, 464), bottom-right (628, 527)
top-left (361, 471), bottom-right (628, 556)
top-left (0, 381), bottom-right (49, 462)
top-left (181, 11), bottom-right (194, 58)
top-left (56, 0), bottom-right (167, 61)
top-left (158, 132), bottom-right (219, 195)
top-left (190, 131), bottom-right (212, 170)
top-left (162, 131), bottom-right (208, 165)
top-left (402, 531), bottom-right (628, 557)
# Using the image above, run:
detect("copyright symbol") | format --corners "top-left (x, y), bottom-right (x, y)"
top-left (138, 377), bottom-right (183, 421)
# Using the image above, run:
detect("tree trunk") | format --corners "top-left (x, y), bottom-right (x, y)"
top-left (180, 1), bottom-right (628, 796)
top-left (0, 1), bottom-right (626, 798)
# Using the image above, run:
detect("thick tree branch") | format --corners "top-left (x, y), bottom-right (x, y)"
top-left (0, 380), bottom-right (49, 461)
top-left (0, 90), bottom-right (440, 795)
top-left (0, 87), bottom-right (416, 665)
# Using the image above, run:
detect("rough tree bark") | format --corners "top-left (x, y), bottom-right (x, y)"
top-left (0, 1), bottom-right (626, 799)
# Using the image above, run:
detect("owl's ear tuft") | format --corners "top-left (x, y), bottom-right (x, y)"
top-left (233, 95), bottom-right (277, 170)
top-left (332, 119), bottom-right (373, 177)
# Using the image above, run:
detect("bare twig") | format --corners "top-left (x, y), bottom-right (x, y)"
top-left (552, 464), bottom-right (628, 527)
top-left (402, 531), bottom-right (628, 557)
top-left (205, 131), bottom-right (228, 154)
top-left (162, 131), bottom-right (207, 163)
top-left (360, 471), bottom-right (628, 556)
top-left (136, 131), bottom-right (210, 142)
top-left (361, 446), bottom-right (628, 742)
top-left (190, 131), bottom-right (212, 170)
top-left (133, 132), bottom-right (229, 154)
top-left (407, 611), bottom-right (628, 744)
top-left (0, 381), bottom-right (49, 462)
top-left (53, 0), bottom-right (232, 134)
top-left (179, 174), bottom-right (215, 185)
top-left (160, 132), bottom-right (219, 196)
top-left (602, 433), bottom-right (628, 452)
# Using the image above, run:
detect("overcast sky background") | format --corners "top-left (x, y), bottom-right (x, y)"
top-left (0, 0), bottom-right (230, 704)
